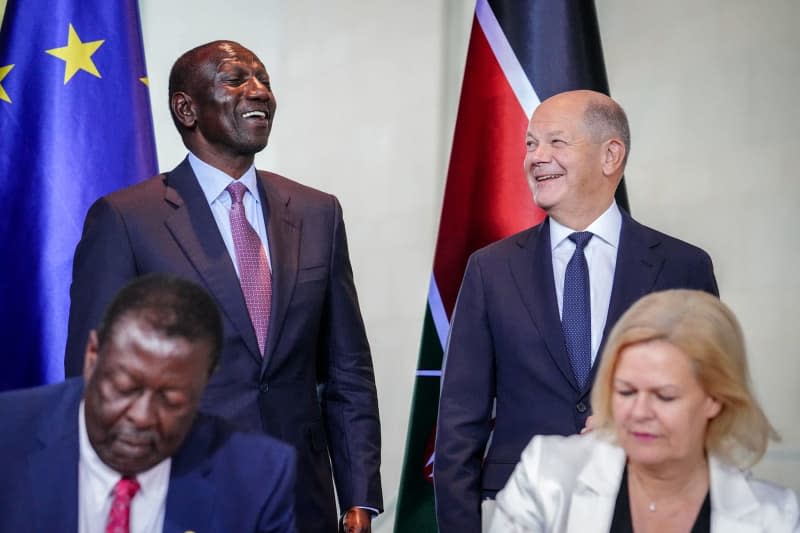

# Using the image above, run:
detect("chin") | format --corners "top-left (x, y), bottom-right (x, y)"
top-left (532, 188), bottom-right (560, 212)
top-left (103, 445), bottom-right (161, 475)
top-left (105, 457), bottom-right (154, 476)
top-left (623, 445), bottom-right (674, 468)
top-left (239, 140), bottom-right (268, 155)
top-left (533, 197), bottom-right (555, 213)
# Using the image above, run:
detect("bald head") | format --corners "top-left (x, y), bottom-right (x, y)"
top-left (168, 40), bottom-right (253, 132)
top-left (169, 40), bottom-right (251, 92)
top-left (525, 90), bottom-right (629, 229)
top-left (167, 40), bottom-right (276, 178)
top-left (546, 90), bottom-right (630, 169)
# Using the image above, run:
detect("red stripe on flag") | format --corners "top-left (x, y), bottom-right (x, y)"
top-left (432, 16), bottom-right (545, 317)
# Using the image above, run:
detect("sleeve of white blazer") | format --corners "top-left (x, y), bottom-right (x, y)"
top-left (488, 435), bottom-right (559, 532)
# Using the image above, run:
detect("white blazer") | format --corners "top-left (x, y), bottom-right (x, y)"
top-left (488, 433), bottom-right (799, 533)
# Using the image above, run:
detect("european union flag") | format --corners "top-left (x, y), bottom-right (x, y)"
top-left (0, 0), bottom-right (158, 389)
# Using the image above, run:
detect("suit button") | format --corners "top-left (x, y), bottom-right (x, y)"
top-left (259, 383), bottom-right (269, 393)
top-left (576, 402), bottom-right (587, 413)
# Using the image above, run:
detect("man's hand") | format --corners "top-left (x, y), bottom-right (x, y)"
top-left (342, 507), bottom-right (371, 533)
top-left (580, 414), bottom-right (596, 435)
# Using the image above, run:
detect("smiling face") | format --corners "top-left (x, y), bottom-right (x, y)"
top-left (611, 340), bottom-right (721, 471)
top-left (82, 314), bottom-right (212, 475)
top-left (171, 42), bottom-right (276, 173)
top-left (524, 91), bottom-right (622, 229)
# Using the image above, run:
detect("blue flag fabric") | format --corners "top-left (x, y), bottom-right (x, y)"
top-left (0, 0), bottom-right (157, 390)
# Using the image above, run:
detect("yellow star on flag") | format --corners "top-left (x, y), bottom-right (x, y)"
top-left (46, 23), bottom-right (105, 84)
top-left (0, 64), bottom-right (14, 104)
top-left (139, 76), bottom-right (149, 86)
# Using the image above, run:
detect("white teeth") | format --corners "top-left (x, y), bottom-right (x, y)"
top-left (536, 174), bottom-right (560, 181)
top-left (242, 111), bottom-right (266, 119)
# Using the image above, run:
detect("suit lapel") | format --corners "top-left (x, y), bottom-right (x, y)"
top-left (708, 456), bottom-right (763, 533)
top-left (508, 220), bottom-right (579, 391)
top-left (162, 159), bottom-right (262, 363)
top-left (567, 437), bottom-right (625, 532)
top-left (163, 419), bottom-right (217, 533)
top-left (602, 212), bottom-right (664, 344)
top-left (258, 171), bottom-right (300, 375)
top-left (510, 213), bottom-right (666, 392)
top-left (28, 381), bottom-right (83, 533)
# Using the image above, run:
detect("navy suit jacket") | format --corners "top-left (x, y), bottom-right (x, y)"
top-left (64, 159), bottom-right (382, 532)
top-left (433, 212), bottom-right (719, 533)
top-left (0, 378), bottom-right (296, 533)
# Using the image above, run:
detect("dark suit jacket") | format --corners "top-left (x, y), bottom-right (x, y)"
top-left (433, 212), bottom-right (719, 533)
top-left (64, 159), bottom-right (382, 532)
top-left (0, 378), bottom-right (296, 533)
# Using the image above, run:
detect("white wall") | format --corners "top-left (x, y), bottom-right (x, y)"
top-left (140, 1), bottom-right (799, 528)
top-left (597, 0), bottom-right (800, 493)
top-left (139, 2), bottom-right (472, 529)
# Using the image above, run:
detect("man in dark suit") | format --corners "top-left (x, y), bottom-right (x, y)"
top-left (0, 274), bottom-right (296, 532)
top-left (433, 90), bottom-right (719, 532)
top-left (64, 41), bottom-right (381, 532)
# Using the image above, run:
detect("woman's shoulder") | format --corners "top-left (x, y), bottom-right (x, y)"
top-left (529, 431), bottom-right (618, 454)
top-left (490, 433), bottom-right (626, 532)
top-left (521, 432), bottom-right (622, 475)
top-left (746, 476), bottom-right (799, 527)
top-left (710, 456), bottom-right (799, 530)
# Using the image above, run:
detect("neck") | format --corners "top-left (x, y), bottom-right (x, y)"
top-left (628, 453), bottom-right (709, 502)
top-left (549, 200), bottom-right (613, 231)
top-left (188, 148), bottom-right (256, 180)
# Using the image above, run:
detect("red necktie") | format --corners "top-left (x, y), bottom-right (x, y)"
top-left (227, 181), bottom-right (272, 356)
top-left (105, 476), bottom-right (140, 533)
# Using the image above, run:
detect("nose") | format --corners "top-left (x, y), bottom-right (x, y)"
top-left (524, 146), bottom-right (549, 176)
top-left (528, 142), bottom-right (551, 165)
top-left (244, 77), bottom-right (272, 101)
top-left (630, 393), bottom-right (653, 420)
top-left (125, 392), bottom-right (156, 428)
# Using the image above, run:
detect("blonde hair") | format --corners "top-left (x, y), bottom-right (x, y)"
top-left (591, 289), bottom-right (778, 468)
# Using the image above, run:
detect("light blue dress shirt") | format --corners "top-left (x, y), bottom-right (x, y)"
top-left (188, 153), bottom-right (272, 275)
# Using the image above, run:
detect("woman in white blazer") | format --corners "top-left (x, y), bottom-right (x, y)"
top-left (489, 290), bottom-right (799, 532)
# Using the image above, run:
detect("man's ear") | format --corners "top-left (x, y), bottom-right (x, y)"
top-left (601, 138), bottom-right (625, 177)
top-left (171, 91), bottom-right (197, 128)
top-left (83, 330), bottom-right (100, 382)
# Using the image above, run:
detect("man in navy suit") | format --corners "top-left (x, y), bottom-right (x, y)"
top-left (0, 274), bottom-right (296, 532)
top-left (64, 41), bottom-right (381, 532)
top-left (433, 90), bottom-right (719, 532)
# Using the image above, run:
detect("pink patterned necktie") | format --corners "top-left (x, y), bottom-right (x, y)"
top-left (227, 181), bottom-right (272, 356)
top-left (105, 476), bottom-right (140, 533)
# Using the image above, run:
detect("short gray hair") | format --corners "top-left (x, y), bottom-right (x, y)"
top-left (584, 98), bottom-right (631, 166)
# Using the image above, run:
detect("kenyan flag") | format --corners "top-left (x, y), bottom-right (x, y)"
top-left (393, 0), bottom-right (625, 530)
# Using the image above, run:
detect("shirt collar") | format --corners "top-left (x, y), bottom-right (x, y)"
top-left (79, 401), bottom-right (171, 499)
top-left (188, 152), bottom-right (260, 206)
top-left (550, 200), bottom-right (622, 250)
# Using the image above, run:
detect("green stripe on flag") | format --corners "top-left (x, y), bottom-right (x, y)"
top-left (394, 306), bottom-right (443, 532)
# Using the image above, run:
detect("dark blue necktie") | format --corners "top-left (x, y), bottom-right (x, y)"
top-left (562, 231), bottom-right (593, 388)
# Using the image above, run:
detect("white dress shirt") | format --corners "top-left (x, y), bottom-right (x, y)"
top-left (78, 402), bottom-right (170, 533)
top-left (188, 152), bottom-right (272, 275)
top-left (550, 201), bottom-right (622, 364)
